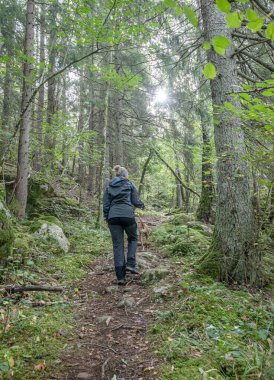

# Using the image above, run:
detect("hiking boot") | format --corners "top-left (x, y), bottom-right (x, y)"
top-left (117, 278), bottom-right (126, 285)
top-left (125, 266), bottom-right (139, 275)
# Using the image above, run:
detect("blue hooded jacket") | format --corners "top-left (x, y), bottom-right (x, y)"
top-left (103, 176), bottom-right (144, 220)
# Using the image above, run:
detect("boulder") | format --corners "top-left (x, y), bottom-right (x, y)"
top-left (33, 223), bottom-right (70, 253)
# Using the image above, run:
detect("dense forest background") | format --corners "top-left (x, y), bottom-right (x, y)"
top-left (0, 0), bottom-right (273, 378)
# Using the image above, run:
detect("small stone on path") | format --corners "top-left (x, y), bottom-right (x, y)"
top-left (96, 315), bottom-right (113, 325)
top-left (117, 296), bottom-right (135, 308)
top-left (76, 372), bottom-right (92, 379)
top-left (105, 285), bottom-right (119, 293)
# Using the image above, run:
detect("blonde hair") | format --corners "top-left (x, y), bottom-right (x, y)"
top-left (113, 165), bottom-right (128, 178)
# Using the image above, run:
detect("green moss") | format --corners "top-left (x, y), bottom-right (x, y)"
top-left (152, 223), bottom-right (210, 256)
top-left (26, 215), bottom-right (63, 232)
top-left (0, 183), bottom-right (5, 202)
top-left (170, 212), bottom-right (196, 226)
top-left (0, 204), bottom-right (15, 266)
top-left (197, 244), bottom-right (220, 279)
top-left (13, 232), bottom-right (35, 256)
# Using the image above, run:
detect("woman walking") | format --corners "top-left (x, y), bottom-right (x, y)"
top-left (103, 165), bottom-right (145, 285)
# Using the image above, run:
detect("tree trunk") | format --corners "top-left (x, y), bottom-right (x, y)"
top-left (138, 150), bottom-right (153, 196)
top-left (15, 0), bottom-right (35, 220)
top-left (33, 5), bottom-right (45, 171)
top-left (77, 67), bottom-right (86, 185)
top-left (45, 4), bottom-right (57, 166)
top-left (199, 0), bottom-right (261, 285)
top-left (196, 109), bottom-right (215, 223)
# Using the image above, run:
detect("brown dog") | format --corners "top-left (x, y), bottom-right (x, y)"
top-left (137, 216), bottom-right (150, 250)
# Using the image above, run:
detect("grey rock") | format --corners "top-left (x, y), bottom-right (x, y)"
top-left (33, 223), bottom-right (70, 253)
top-left (96, 315), bottom-right (113, 325)
top-left (153, 285), bottom-right (171, 295)
top-left (141, 267), bottom-right (169, 283)
top-left (105, 285), bottom-right (119, 294)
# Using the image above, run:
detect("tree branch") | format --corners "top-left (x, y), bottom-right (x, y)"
top-left (152, 149), bottom-right (200, 197)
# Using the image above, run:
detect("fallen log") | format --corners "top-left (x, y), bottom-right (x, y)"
top-left (3, 285), bottom-right (64, 294)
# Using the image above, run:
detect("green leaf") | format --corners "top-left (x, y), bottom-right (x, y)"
top-left (216, 0), bottom-right (231, 13)
top-left (0, 362), bottom-right (9, 372)
top-left (226, 12), bottom-right (243, 28)
top-left (261, 91), bottom-right (273, 97)
top-left (246, 8), bottom-right (264, 32)
top-left (224, 102), bottom-right (235, 110)
top-left (203, 62), bottom-right (217, 79)
top-left (203, 41), bottom-right (211, 50)
top-left (246, 8), bottom-right (258, 21)
top-left (212, 35), bottom-right (231, 56)
top-left (240, 93), bottom-right (251, 101)
top-left (266, 22), bottom-right (274, 40)
top-left (183, 6), bottom-right (199, 27)
top-left (175, 5), bottom-right (183, 16)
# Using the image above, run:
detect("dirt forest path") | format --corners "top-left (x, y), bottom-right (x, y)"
top-left (55, 216), bottom-right (173, 380)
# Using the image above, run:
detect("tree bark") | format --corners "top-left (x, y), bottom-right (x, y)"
top-left (199, 0), bottom-right (262, 285)
top-left (45, 3), bottom-right (57, 166)
top-left (196, 109), bottom-right (215, 223)
top-left (138, 150), bottom-right (153, 196)
top-left (15, 0), bottom-right (35, 220)
top-left (33, 5), bottom-right (45, 171)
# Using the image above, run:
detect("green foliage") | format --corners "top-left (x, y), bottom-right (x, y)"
top-left (216, 0), bottom-right (231, 13)
top-left (246, 8), bottom-right (264, 32)
top-left (149, 264), bottom-right (273, 379)
top-left (0, 204), bottom-right (15, 270)
top-left (226, 11), bottom-right (243, 28)
top-left (265, 22), bottom-right (274, 41)
top-left (203, 62), bottom-right (217, 79)
top-left (183, 6), bottom-right (198, 27)
top-left (212, 35), bottom-right (231, 56)
top-left (203, 41), bottom-right (211, 50)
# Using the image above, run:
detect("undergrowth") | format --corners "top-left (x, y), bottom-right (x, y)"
top-left (0, 218), bottom-right (111, 380)
top-left (150, 217), bottom-right (273, 380)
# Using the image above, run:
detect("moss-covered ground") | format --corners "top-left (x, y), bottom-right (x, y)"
top-left (149, 217), bottom-right (273, 380)
top-left (0, 218), bottom-right (111, 380)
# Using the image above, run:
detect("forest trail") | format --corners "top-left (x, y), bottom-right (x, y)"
top-left (56, 216), bottom-right (172, 380)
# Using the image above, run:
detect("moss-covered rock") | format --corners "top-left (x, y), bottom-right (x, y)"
top-left (26, 215), bottom-right (63, 231)
top-left (141, 267), bottom-right (169, 283)
top-left (0, 201), bottom-right (15, 268)
top-left (170, 212), bottom-right (196, 226)
top-left (152, 223), bottom-right (210, 256)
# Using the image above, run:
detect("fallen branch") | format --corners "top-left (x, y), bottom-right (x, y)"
top-left (102, 358), bottom-right (110, 380)
top-left (111, 324), bottom-right (146, 331)
top-left (24, 301), bottom-right (69, 307)
top-left (4, 285), bottom-right (64, 294)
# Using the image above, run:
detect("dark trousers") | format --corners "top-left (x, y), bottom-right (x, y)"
top-left (108, 217), bottom-right (138, 280)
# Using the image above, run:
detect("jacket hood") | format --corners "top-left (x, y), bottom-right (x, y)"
top-left (109, 176), bottom-right (127, 187)
top-left (108, 176), bottom-right (130, 197)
